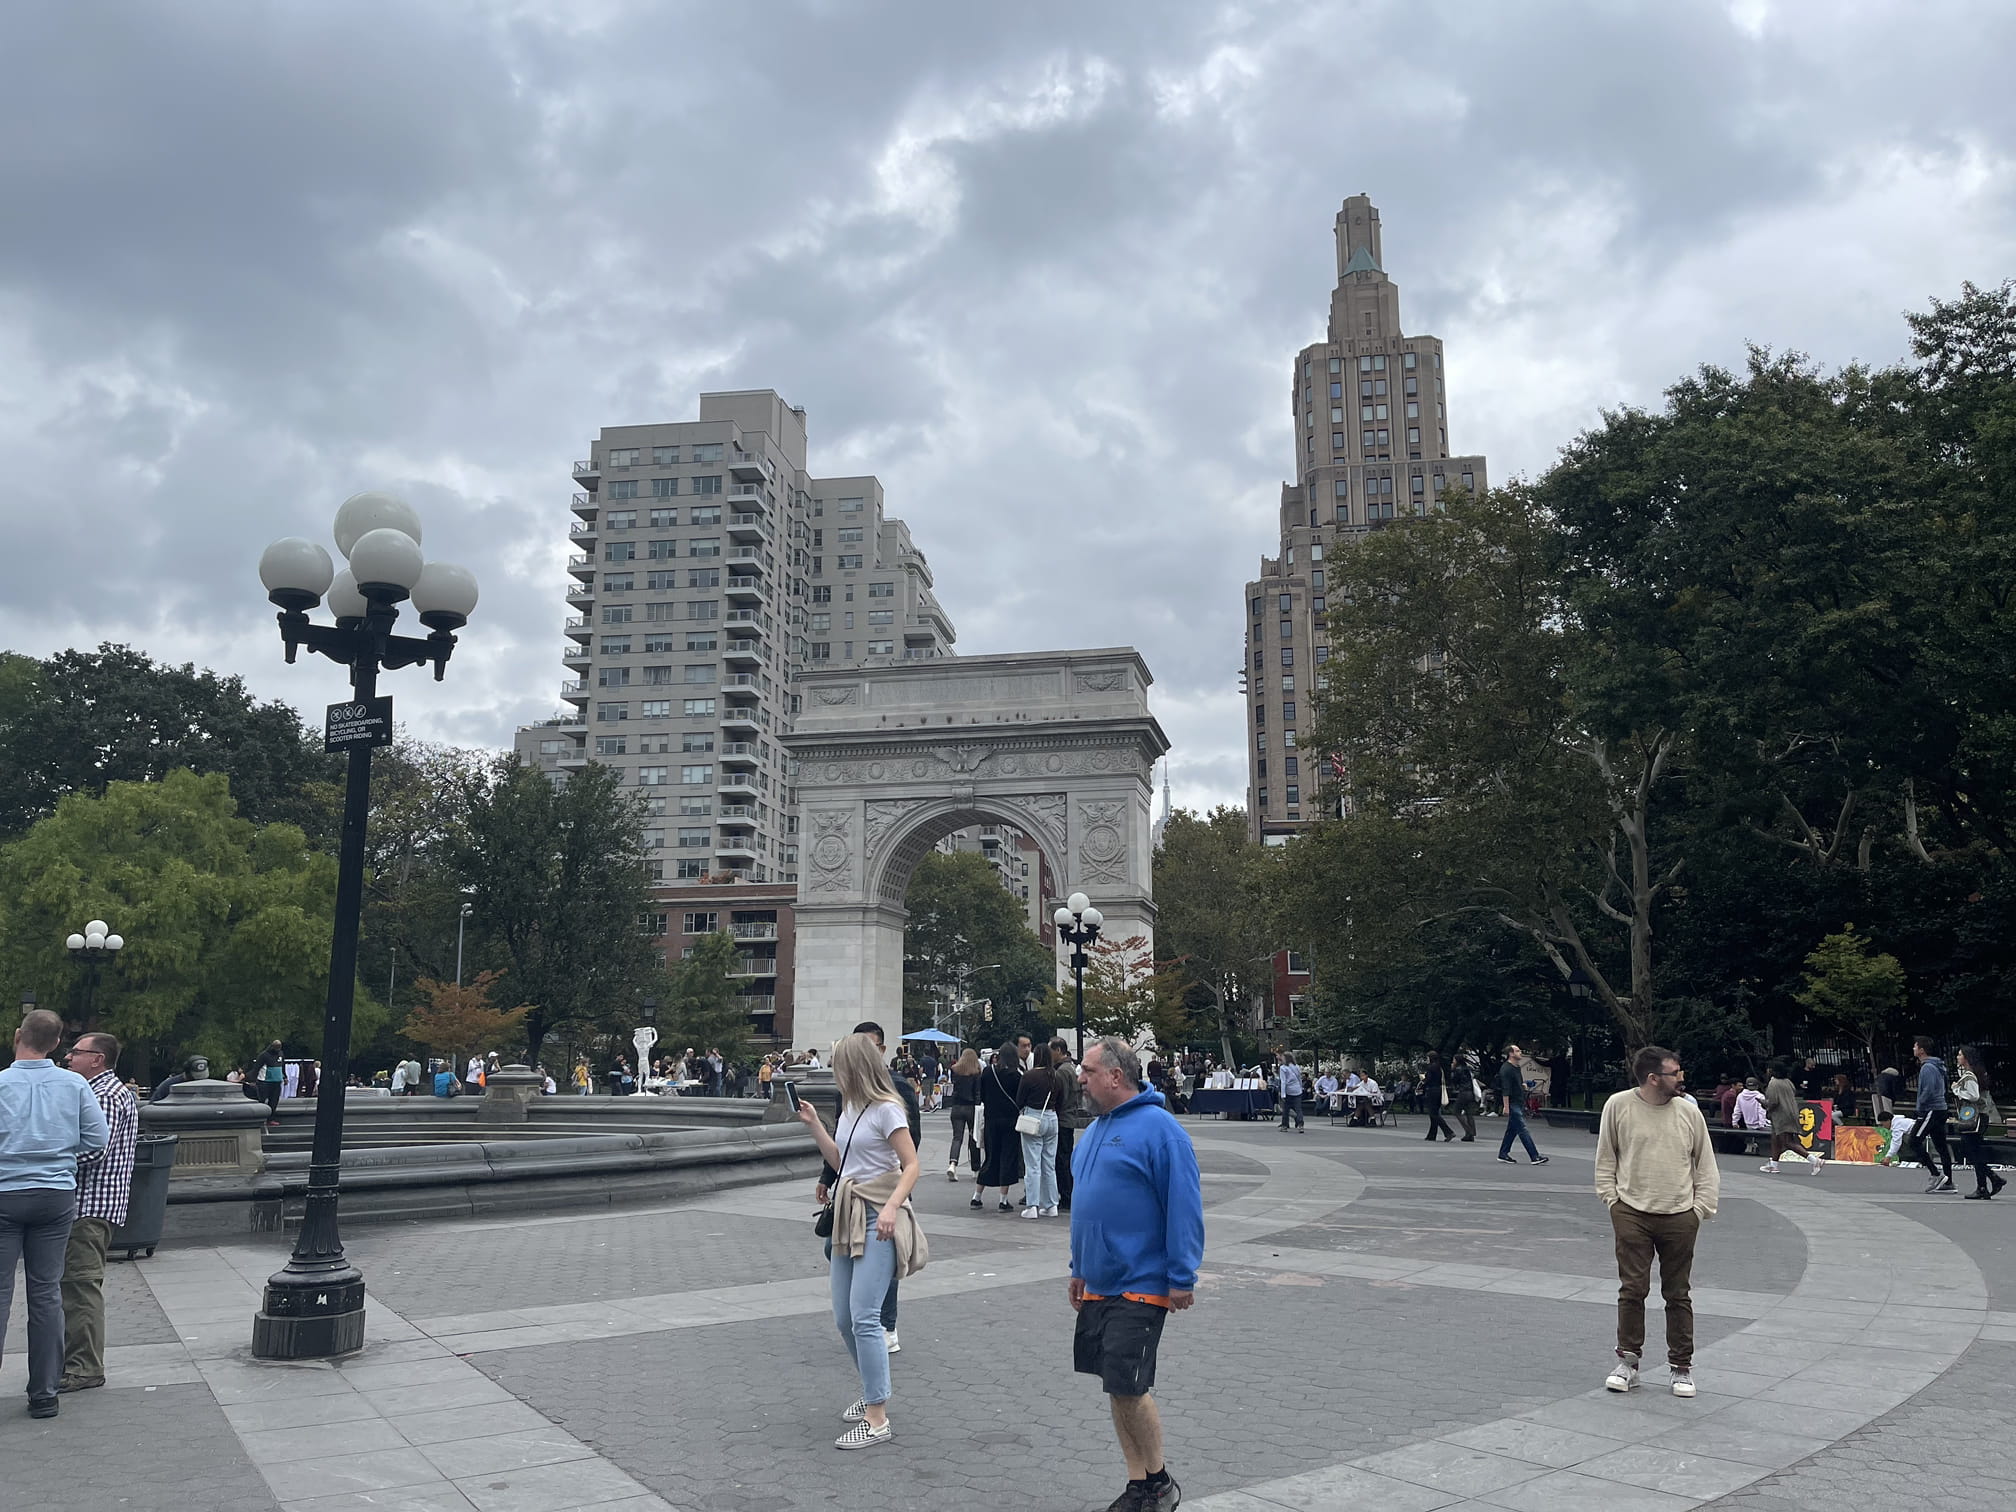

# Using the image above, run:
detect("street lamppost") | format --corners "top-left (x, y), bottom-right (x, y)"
top-left (456, 899), bottom-right (475, 987)
top-left (1052, 892), bottom-right (1103, 1061)
top-left (64, 920), bottom-right (125, 1025)
top-left (252, 492), bottom-right (479, 1360)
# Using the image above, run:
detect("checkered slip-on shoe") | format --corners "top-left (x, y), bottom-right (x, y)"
top-left (840, 1400), bottom-right (867, 1423)
top-left (835, 1420), bottom-right (894, 1450)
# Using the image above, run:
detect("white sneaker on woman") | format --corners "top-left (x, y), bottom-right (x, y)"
top-left (1022, 1206), bottom-right (1041, 1219)
top-left (835, 1421), bottom-right (893, 1450)
top-left (1039, 1206), bottom-right (1059, 1217)
top-left (946, 1164), bottom-right (958, 1182)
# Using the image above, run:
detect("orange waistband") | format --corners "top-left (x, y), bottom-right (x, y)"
top-left (1083, 1291), bottom-right (1172, 1309)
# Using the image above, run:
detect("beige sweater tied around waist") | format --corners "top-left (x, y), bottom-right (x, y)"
top-left (831, 1169), bottom-right (930, 1276)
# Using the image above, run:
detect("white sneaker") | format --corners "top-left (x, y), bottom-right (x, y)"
top-left (945, 1165), bottom-right (958, 1182)
top-left (1759, 1161), bottom-right (1778, 1173)
top-left (1671, 1370), bottom-right (1696, 1398)
top-left (1040, 1205), bottom-right (1059, 1217)
top-left (1806, 1158), bottom-right (1823, 1176)
top-left (1605, 1360), bottom-right (1639, 1392)
top-left (884, 1329), bottom-right (900, 1354)
top-left (1022, 1206), bottom-right (1041, 1219)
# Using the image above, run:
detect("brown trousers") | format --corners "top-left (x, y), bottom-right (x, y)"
top-left (1611, 1202), bottom-right (1700, 1368)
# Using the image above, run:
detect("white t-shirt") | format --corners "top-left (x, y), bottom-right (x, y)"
top-left (833, 1099), bottom-right (906, 1184)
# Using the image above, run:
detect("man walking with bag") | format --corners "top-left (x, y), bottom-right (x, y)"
top-left (58, 1031), bottom-right (138, 1394)
top-left (1596, 1045), bottom-right (1719, 1399)
top-left (1069, 1036), bottom-right (1204, 1512)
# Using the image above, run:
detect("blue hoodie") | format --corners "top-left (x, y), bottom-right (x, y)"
top-left (1917, 1056), bottom-right (1948, 1113)
top-left (1068, 1088), bottom-right (1205, 1296)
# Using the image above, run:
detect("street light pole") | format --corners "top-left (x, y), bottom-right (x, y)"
top-left (456, 901), bottom-right (474, 987)
top-left (1052, 893), bottom-right (1103, 1062)
top-left (252, 493), bottom-right (479, 1361)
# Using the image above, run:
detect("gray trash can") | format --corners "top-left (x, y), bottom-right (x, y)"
top-left (109, 1134), bottom-right (178, 1260)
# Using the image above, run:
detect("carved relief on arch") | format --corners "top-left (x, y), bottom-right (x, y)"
top-left (1076, 799), bottom-right (1128, 885)
top-left (806, 808), bottom-right (856, 894)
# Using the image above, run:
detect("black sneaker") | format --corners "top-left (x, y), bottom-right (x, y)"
top-left (1932, 1176), bottom-right (1957, 1193)
top-left (1144, 1474), bottom-right (1181, 1511)
top-left (1497, 1154), bottom-right (1518, 1164)
top-left (1104, 1483), bottom-right (1147, 1512)
top-left (1529, 1155), bottom-right (1550, 1165)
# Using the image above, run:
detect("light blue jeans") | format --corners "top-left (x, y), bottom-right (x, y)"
top-left (1019, 1110), bottom-right (1060, 1210)
top-left (830, 1230), bottom-right (899, 1406)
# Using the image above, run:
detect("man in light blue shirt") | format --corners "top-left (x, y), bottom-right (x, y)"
top-left (0, 1009), bottom-right (108, 1417)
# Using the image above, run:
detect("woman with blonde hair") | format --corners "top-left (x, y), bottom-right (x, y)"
top-left (945, 1048), bottom-right (982, 1181)
top-left (795, 1032), bottom-right (926, 1449)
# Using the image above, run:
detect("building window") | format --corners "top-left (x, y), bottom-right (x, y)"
top-left (687, 601), bottom-right (718, 621)
top-left (642, 912), bottom-right (668, 935)
top-left (650, 477), bottom-right (677, 498)
top-left (685, 632), bottom-right (716, 651)
top-left (1461, 472), bottom-right (1475, 491)
top-left (606, 510), bottom-right (637, 530)
top-left (677, 828), bottom-right (710, 849)
top-left (866, 639), bottom-right (894, 655)
top-left (652, 446), bottom-right (679, 465)
top-left (650, 508), bottom-right (678, 528)
top-left (1285, 785), bottom-right (1300, 805)
top-left (839, 497), bottom-right (864, 512)
top-left (683, 698), bottom-right (716, 716)
top-left (1280, 647), bottom-right (1294, 667)
top-left (637, 765), bottom-right (668, 785)
top-left (641, 699), bottom-right (671, 717)
top-left (603, 541), bottom-right (635, 563)
top-left (608, 480), bottom-right (639, 499)
top-left (681, 731), bottom-right (713, 752)
top-left (1332, 433), bottom-right (1346, 451)
top-left (1285, 756), bottom-right (1299, 777)
top-left (1404, 352), bottom-right (1417, 369)
top-left (868, 581), bottom-right (895, 598)
top-left (683, 664), bottom-right (715, 683)
top-left (597, 667), bottom-right (630, 688)
top-left (601, 607), bottom-right (632, 626)
top-left (684, 911), bottom-right (718, 934)
top-left (837, 554), bottom-right (863, 569)
top-left (811, 585), bottom-right (832, 604)
top-left (599, 637), bottom-right (630, 656)
top-left (680, 764), bottom-right (713, 785)
top-left (1255, 704), bottom-right (1266, 726)
top-left (676, 859), bottom-right (705, 879)
top-left (1282, 701), bottom-right (1296, 721)
top-left (691, 443), bottom-right (723, 462)
top-left (1280, 619), bottom-right (1293, 640)
top-left (867, 609), bottom-right (893, 625)
top-left (642, 665), bottom-right (674, 685)
top-left (1412, 474), bottom-right (1425, 494)
top-left (595, 736), bottom-right (626, 755)
top-left (644, 570), bottom-right (675, 591)
top-left (1283, 729), bottom-right (1297, 748)
top-left (837, 527), bottom-right (864, 545)
top-left (692, 475), bottom-right (722, 495)
top-left (810, 642), bottom-right (831, 660)
top-left (1258, 787), bottom-right (1270, 807)
top-left (1257, 758), bottom-right (1268, 779)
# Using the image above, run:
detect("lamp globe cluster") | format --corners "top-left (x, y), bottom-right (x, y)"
top-left (66, 920), bottom-right (124, 954)
top-left (259, 491), bottom-right (479, 630)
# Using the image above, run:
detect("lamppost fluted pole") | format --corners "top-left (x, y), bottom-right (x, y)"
top-left (1053, 893), bottom-right (1103, 1062)
top-left (252, 493), bottom-right (479, 1360)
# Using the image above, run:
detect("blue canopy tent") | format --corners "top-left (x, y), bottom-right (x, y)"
top-left (900, 1028), bottom-right (962, 1043)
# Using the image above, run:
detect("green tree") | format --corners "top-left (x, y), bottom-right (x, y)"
top-left (900, 850), bottom-right (1054, 1039)
top-left (661, 931), bottom-right (759, 1058)
top-left (446, 756), bottom-right (663, 1064)
top-left (1795, 925), bottom-right (1907, 1112)
top-left (0, 644), bottom-right (339, 844)
top-left (0, 769), bottom-right (374, 1081)
top-left (1153, 807), bottom-right (1276, 1065)
top-left (400, 970), bottom-right (532, 1069)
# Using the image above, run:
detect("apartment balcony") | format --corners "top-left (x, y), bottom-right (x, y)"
top-left (715, 837), bottom-right (757, 861)
top-left (564, 616), bottom-right (592, 640)
top-left (725, 576), bottom-right (766, 606)
top-left (727, 482), bottom-right (768, 507)
top-left (562, 644), bottom-right (591, 666)
top-left (568, 517), bottom-right (598, 539)
top-left (721, 673), bottom-right (761, 692)
top-left (727, 512), bottom-right (767, 542)
top-left (725, 546), bottom-right (770, 570)
top-left (571, 492), bottom-right (597, 518)
top-left (721, 638), bottom-right (763, 667)
top-left (740, 994), bottom-right (777, 1019)
top-left (731, 921), bottom-right (778, 941)
top-left (719, 741), bottom-right (759, 766)
top-left (572, 460), bottom-right (599, 486)
top-left (728, 455), bottom-right (766, 481)
top-left (555, 747), bottom-right (589, 769)
top-left (559, 679), bottom-right (588, 704)
top-left (566, 583), bottom-right (594, 606)
top-left (718, 804), bottom-right (757, 823)
top-left (723, 610), bottom-right (766, 633)
top-left (731, 955), bottom-right (779, 977)
top-left (718, 774), bottom-right (759, 798)
top-left (567, 553), bottom-right (595, 579)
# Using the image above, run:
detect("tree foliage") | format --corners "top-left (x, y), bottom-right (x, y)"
top-left (0, 769), bottom-right (376, 1081)
top-left (900, 850), bottom-right (1055, 1039)
top-left (660, 930), bottom-right (760, 1056)
top-left (400, 970), bottom-right (531, 1065)
top-left (0, 644), bottom-right (339, 844)
top-left (444, 757), bottom-right (664, 1064)
top-left (1152, 807), bottom-right (1276, 1064)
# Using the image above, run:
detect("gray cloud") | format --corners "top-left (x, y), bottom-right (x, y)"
top-left (3, 0), bottom-right (2013, 811)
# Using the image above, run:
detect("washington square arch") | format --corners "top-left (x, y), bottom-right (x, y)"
top-left (781, 648), bottom-right (1170, 1053)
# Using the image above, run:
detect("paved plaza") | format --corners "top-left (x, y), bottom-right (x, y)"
top-left (4, 1112), bottom-right (2012, 1512)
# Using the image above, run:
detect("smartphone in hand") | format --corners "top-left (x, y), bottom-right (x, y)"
top-left (783, 1080), bottom-right (801, 1115)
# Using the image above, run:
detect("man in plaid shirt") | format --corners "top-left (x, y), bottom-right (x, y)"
top-left (59, 1030), bottom-right (139, 1393)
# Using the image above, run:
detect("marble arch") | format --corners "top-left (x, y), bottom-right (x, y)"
top-left (781, 648), bottom-right (1169, 1053)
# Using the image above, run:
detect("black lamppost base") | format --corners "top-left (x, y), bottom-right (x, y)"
top-left (251, 1268), bottom-right (367, 1359)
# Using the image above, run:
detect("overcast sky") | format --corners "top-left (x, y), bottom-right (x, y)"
top-left (3, 1), bottom-right (2012, 814)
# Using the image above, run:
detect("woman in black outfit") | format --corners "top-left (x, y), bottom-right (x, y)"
top-left (1955, 1046), bottom-right (2006, 1200)
top-left (1422, 1051), bottom-right (1456, 1142)
top-left (945, 1049), bottom-right (983, 1181)
top-left (972, 1043), bottom-right (1024, 1212)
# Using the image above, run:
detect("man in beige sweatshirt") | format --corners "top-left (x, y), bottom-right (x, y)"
top-left (1595, 1044), bottom-right (1720, 1399)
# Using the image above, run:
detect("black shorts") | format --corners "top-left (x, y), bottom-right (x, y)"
top-left (1073, 1296), bottom-right (1167, 1397)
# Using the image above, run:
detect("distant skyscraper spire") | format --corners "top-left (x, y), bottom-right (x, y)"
top-left (1152, 760), bottom-right (1173, 850)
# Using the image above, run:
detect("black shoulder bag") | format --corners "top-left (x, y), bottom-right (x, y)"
top-left (814, 1115), bottom-right (860, 1239)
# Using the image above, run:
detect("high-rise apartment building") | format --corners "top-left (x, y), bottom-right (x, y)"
top-left (1242, 195), bottom-right (1489, 843)
top-left (515, 390), bottom-right (957, 1045)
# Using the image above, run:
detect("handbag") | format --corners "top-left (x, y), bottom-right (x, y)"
top-left (1016, 1086), bottom-right (1053, 1137)
top-left (1953, 1098), bottom-right (1984, 1134)
top-left (1439, 1082), bottom-right (1449, 1107)
top-left (813, 1117), bottom-right (860, 1238)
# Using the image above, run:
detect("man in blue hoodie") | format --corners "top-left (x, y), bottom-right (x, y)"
top-left (1069, 1036), bottom-right (1204, 1512)
top-left (1912, 1034), bottom-right (1955, 1194)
